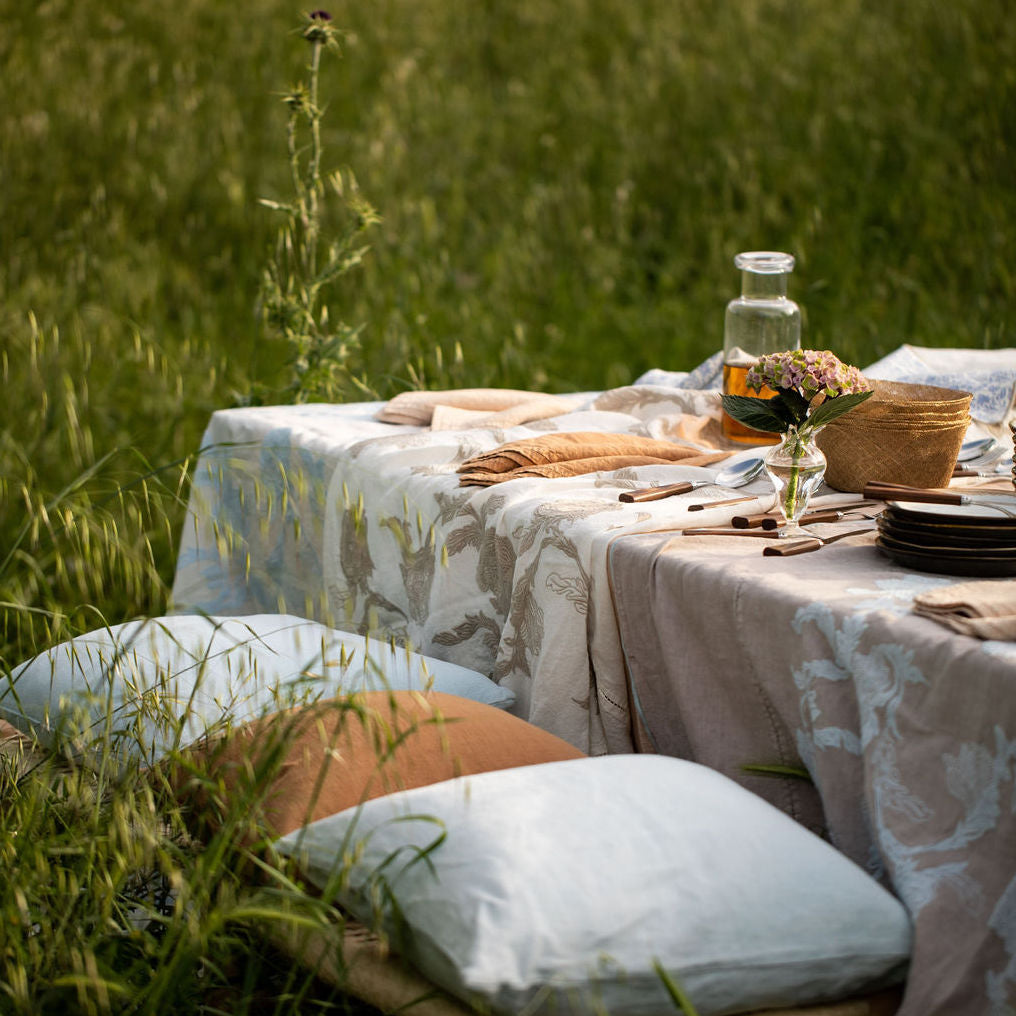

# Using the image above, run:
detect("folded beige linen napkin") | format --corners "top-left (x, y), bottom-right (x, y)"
top-left (457, 432), bottom-right (728, 486)
top-left (912, 580), bottom-right (1016, 640)
top-left (430, 398), bottom-right (573, 431)
top-left (377, 388), bottom-right (572, 429)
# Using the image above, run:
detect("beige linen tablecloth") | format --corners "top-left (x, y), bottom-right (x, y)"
top-left (608, 529), bottom-right (1016, 1016)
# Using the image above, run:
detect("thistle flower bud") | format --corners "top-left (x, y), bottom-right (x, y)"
top-left (303, 9), bottom-right (338, 45)
top-left (283, 84), bottom-right (311, 113)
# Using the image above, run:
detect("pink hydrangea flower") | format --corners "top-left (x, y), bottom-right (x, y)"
top-left (746, 349), bottom-right (871, 402)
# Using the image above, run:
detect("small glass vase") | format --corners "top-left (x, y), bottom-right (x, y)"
top-left (763, 426), bottom-right (827, 534)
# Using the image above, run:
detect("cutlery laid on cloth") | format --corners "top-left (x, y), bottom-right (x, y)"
top-left (687, 495), bottom-right (761, 512)
top-left (766, 504), bottom-right (881, 528)
top-left (730, 501), bottom-right (880, 530)
top-left (683, 527), bottom-right (783, 539)
top-left (863, 482), bottom-right (1016, 514)
top-left (952, 465), bottom-right (1013, 478)
top-left (684, 516), bottom-right (880, 555)
top-left (619, 455), bottom-right (764, 503)
top-left (762, 524), bottom-right (879, 556)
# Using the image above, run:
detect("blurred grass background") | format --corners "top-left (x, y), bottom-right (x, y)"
top-left (0, 0), bottom-right (1013, 1009)
top-left (4, 0), bottom-right (1014, 655)
top-left (1, 0), bottom-right (1013, 657)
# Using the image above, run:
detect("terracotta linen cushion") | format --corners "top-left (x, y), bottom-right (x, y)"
top-left (177, 690), bottom-right (585, 840)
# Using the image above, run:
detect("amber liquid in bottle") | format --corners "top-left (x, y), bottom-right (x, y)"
top-left (722, 251), bottom-right (801, 444)
top-left (721, 363), bottom-right (780, 445)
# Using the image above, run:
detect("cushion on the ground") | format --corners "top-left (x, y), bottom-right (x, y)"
top-left (176, 690), bottom-right (585, 839)
top-left (1, 614), bottom-right (513, 762)
top-left (275, 755), bottom-right (912, 1016)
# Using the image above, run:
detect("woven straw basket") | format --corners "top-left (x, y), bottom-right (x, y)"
top-left (817, 380), bottom-right (971, 492)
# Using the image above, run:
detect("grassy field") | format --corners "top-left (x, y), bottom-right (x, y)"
top-left (1, 0), bottom-right (1014, 1010)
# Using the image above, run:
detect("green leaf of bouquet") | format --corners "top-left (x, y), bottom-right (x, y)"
top-left (806, 389), bottom-right (874, 429)
top-left (776, 388), bottom-right (811, 423)
top-left (719, 394), bottom-right (787, 434)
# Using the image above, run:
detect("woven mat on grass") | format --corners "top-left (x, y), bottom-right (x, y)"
top-left (264, 918), bottom-right (904, 1016)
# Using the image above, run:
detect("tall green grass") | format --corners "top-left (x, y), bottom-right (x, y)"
top-left (4, 0), bottom-right (1013, 649)
top-left (0, 696), bottom-right (383, 1014)
top-left (5, 1), bottom-right (1013, 407)
top-left (1, 0), bottom-right (1013, 1009)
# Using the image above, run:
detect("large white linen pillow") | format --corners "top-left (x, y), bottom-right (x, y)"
top-left (276, 755), bottom-right (911, 1016)
top-left (1, 613), bottom-right (513, 761)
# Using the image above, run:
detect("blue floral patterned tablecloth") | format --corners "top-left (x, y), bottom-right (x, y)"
top-left (609, 529), bottom-right (1016, 1016)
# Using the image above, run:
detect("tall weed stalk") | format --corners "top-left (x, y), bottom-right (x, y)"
top-left (254, 11), bottom-right (381, 405)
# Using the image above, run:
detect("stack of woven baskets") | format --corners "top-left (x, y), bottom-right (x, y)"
top-left (817, 380), bottom-right (971, 493)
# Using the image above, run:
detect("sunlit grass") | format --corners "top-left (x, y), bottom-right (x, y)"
top-left (0, 0), bottom-right (1012, 1009)
top-left (4, 1), bottom-right (1012, 417)
top-left (0, 707), bottom-right (375, 1014)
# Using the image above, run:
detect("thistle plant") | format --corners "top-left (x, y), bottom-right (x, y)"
top-left (256, 10), bottom-right (380, 405)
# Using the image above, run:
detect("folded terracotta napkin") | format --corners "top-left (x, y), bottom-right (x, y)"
top-left (912, 580), bottom-right (1016, 640)
top-left (377, 388), bottom-right (572, 430)
top-left (457, 432), bottom-right (728, 486)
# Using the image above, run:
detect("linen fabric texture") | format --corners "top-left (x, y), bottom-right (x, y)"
top-left (2, 614), bottom-right (513, 763)
top-left (376, 388), bottom-right (576, 430)
top-left (275, 755), bottom-right (912, 1016)
top-left (176, 690), bottom-right (584, 840)
top-left (173, 384), bottom-right (747, 756)
top-left (607, 529), bottom-right (1016, 1014)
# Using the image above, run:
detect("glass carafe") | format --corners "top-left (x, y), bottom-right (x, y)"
top-left (722, 251), bottom-right (802, 444)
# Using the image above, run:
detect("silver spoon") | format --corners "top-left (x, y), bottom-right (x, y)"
top-left (619, 456), bottom-right (764, 503)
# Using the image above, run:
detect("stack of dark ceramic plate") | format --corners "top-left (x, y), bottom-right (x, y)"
top-left (877, 500), bottom-right (1016, 577)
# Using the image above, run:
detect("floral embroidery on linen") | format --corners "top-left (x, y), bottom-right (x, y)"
top-left (987, 875), bottom-right (1016, 1011)
top-left (791, 602), bottom-right (1016, 933)
top-left (842, 574), bottom-right (953, 616)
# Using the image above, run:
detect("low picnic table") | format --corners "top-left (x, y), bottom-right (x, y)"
top-left (172, 349), bottom-right (1016, 1014)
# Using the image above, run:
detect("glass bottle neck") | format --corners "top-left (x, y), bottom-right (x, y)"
top-left (741, 271), bottom-right (789, 300)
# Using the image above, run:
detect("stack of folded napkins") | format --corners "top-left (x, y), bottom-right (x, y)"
top-left (377, 388), bottom-right (575, 430)
top-left (457, 432), bottom-right (727, 485)
top-left (913, 580), bottom-right (1016, 640)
